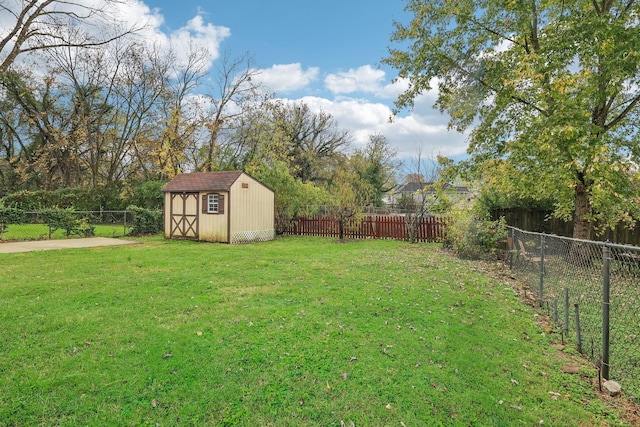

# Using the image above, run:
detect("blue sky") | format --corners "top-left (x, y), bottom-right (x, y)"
top-left (154, 1), bottom-right (403, 73)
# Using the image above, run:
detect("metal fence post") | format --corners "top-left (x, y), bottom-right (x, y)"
top-left (575, 303), bottom-right (582, 354)
top-left (564, 288), bottom-right (569, 338)
top-left (539, 234), bottom-right (545, 306)
top-left (510, 228), bottom-right (515, 270)
top-left (602, 244), bottom-right (611, 380)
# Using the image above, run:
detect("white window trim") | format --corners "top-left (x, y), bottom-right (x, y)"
top-left (207, 193), bottom-right (219, 213)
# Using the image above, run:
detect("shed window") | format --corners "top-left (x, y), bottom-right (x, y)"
top-left (202, 193), bottom-right (225, 214)
top-left (207, 194), bottom-right (219, 213)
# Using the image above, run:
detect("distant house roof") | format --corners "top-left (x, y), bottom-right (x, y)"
top-left (395, 182), bottom-right (469, 194)
top-left (162, 171), bottom-right (244, 192)
top-left (397, 182), bottom-right (425, 193)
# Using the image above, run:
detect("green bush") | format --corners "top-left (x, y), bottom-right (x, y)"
top-left (444, 210), bottom-right (507, 260)
top-left (127, 205), bottom-right (163, 235)
top-left (122, 180), bottom-right (166, 210)
top-left (1, 186), bottom-right (127, 211)
top-left (39, 208), bottom-right (95, 238)
top-left (0, 205), bottom-right (25, 238)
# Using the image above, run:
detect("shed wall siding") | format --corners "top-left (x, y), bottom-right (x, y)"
top-left (198, 191), bottom-right (229, 242)
top-left (229, 174), bottom-right (275, 243)
top-left (230, 176), bottom-right (274, 230)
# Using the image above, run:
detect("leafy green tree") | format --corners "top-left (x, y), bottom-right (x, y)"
top-left (325, 163), bottom-right (373, 240)
top-left (247, 160), bottom-right (327, 235)
top-left (269, 101), bottom-right (351, 184)
top-left (351, 133), bottom-right (398, 207)
top-left (385, 1), bottom-right (640, 239)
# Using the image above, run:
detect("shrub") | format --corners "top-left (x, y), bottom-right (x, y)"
top-left (0, 205), bottom-right (25, 238)
top-left (1, 186), bottom-right (127, 211)
top-left (122, 180), bottom-right (166, 210)
top-left (39, 208), bottom-right (95, 238)
top-left (444, 210), bottom-right (507, 260)
top-left (127, 205), bottom-right (163, 235)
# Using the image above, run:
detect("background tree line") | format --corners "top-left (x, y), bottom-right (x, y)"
top-left (0, 1), bottom-right (401, 220)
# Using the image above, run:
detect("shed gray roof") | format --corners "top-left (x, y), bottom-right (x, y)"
top-left (162, 171), bottom-right (244, 192)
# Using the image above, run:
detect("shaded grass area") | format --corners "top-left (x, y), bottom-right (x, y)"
top-left (513, 250), bottom-right (640, 398)
top-left (0, 237), bottom-right (631, 426)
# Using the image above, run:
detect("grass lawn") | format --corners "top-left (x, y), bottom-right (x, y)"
top-left (1, 223), bottom-right (131, 241)
top-left (0, 236), bottom-right (634, 426)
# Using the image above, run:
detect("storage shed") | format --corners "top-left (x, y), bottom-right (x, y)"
top-left (162, 171), bottom-right (275, 244)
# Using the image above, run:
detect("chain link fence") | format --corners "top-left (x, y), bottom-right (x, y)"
top-left (507, 226), bottom-right (640, 398)
top-left (0, 210), bottom-right (132, 241)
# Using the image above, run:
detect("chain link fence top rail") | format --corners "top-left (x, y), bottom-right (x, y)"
top-left (0, 211), bottom-right (132, 241)
top-left (507, 226), bottom-right (640, 399)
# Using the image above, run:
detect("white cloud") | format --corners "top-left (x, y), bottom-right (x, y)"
top-left (129, 6), bottom-right (229, 71)
top-left (324, 66), bottom-right (416, 100)
top-left (278, 95), bottom-right (467, 159)
top-left (253, 63), bottom-right (320, 93)
top-left (165, 16), bottom-right (230, 68)
top-left (324, 65), bottom-right (385, 94)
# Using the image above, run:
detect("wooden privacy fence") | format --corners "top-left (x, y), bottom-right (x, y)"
top-left (284, 214), bottom-right (445, 242)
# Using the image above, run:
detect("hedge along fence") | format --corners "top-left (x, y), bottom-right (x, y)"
top-left (0, 208), bottom-right (163, 241)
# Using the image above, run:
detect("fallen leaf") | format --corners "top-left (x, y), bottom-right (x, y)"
top-left (162, 352), bottom-right (172, 359)
top-left (548, 391), bottom-right (561, 400)
top-left (152, 399), bottom-right (158, 408)
top-left (196, 331), bottom-right (202, 336)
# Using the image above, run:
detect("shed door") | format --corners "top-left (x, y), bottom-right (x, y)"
top-left (169, 192), bottom-right (199, 239)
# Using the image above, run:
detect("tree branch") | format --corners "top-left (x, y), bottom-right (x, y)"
top-left (605, 93), bottom-right (640, 131)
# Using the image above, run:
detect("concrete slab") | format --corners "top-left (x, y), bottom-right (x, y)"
top-left (0, 237), bottom-right (138, 253)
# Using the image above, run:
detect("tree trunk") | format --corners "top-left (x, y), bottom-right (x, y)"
top-left (569, 178), bottom-right (594, 266)
top-left (405, 212), bottom-right (418, 243)
top-left (572, 179), bottom-right (592, 240)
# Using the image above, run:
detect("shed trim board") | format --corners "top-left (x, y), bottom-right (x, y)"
top-left (169, 192), bottom-right (199, 239)
top-left (227, 188), bottom-right (231, 244)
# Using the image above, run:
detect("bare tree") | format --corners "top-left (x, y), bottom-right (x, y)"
top-left (270, 101), bottom-right (351, 183)
top-left (152, 42), bottom-right (210, 178)
top-left (400, 146), bottom-right (445, 243)
top-left (199, 51), bottom-right (263, 172)
top-left (0, 0), bottom-right (140, 74)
